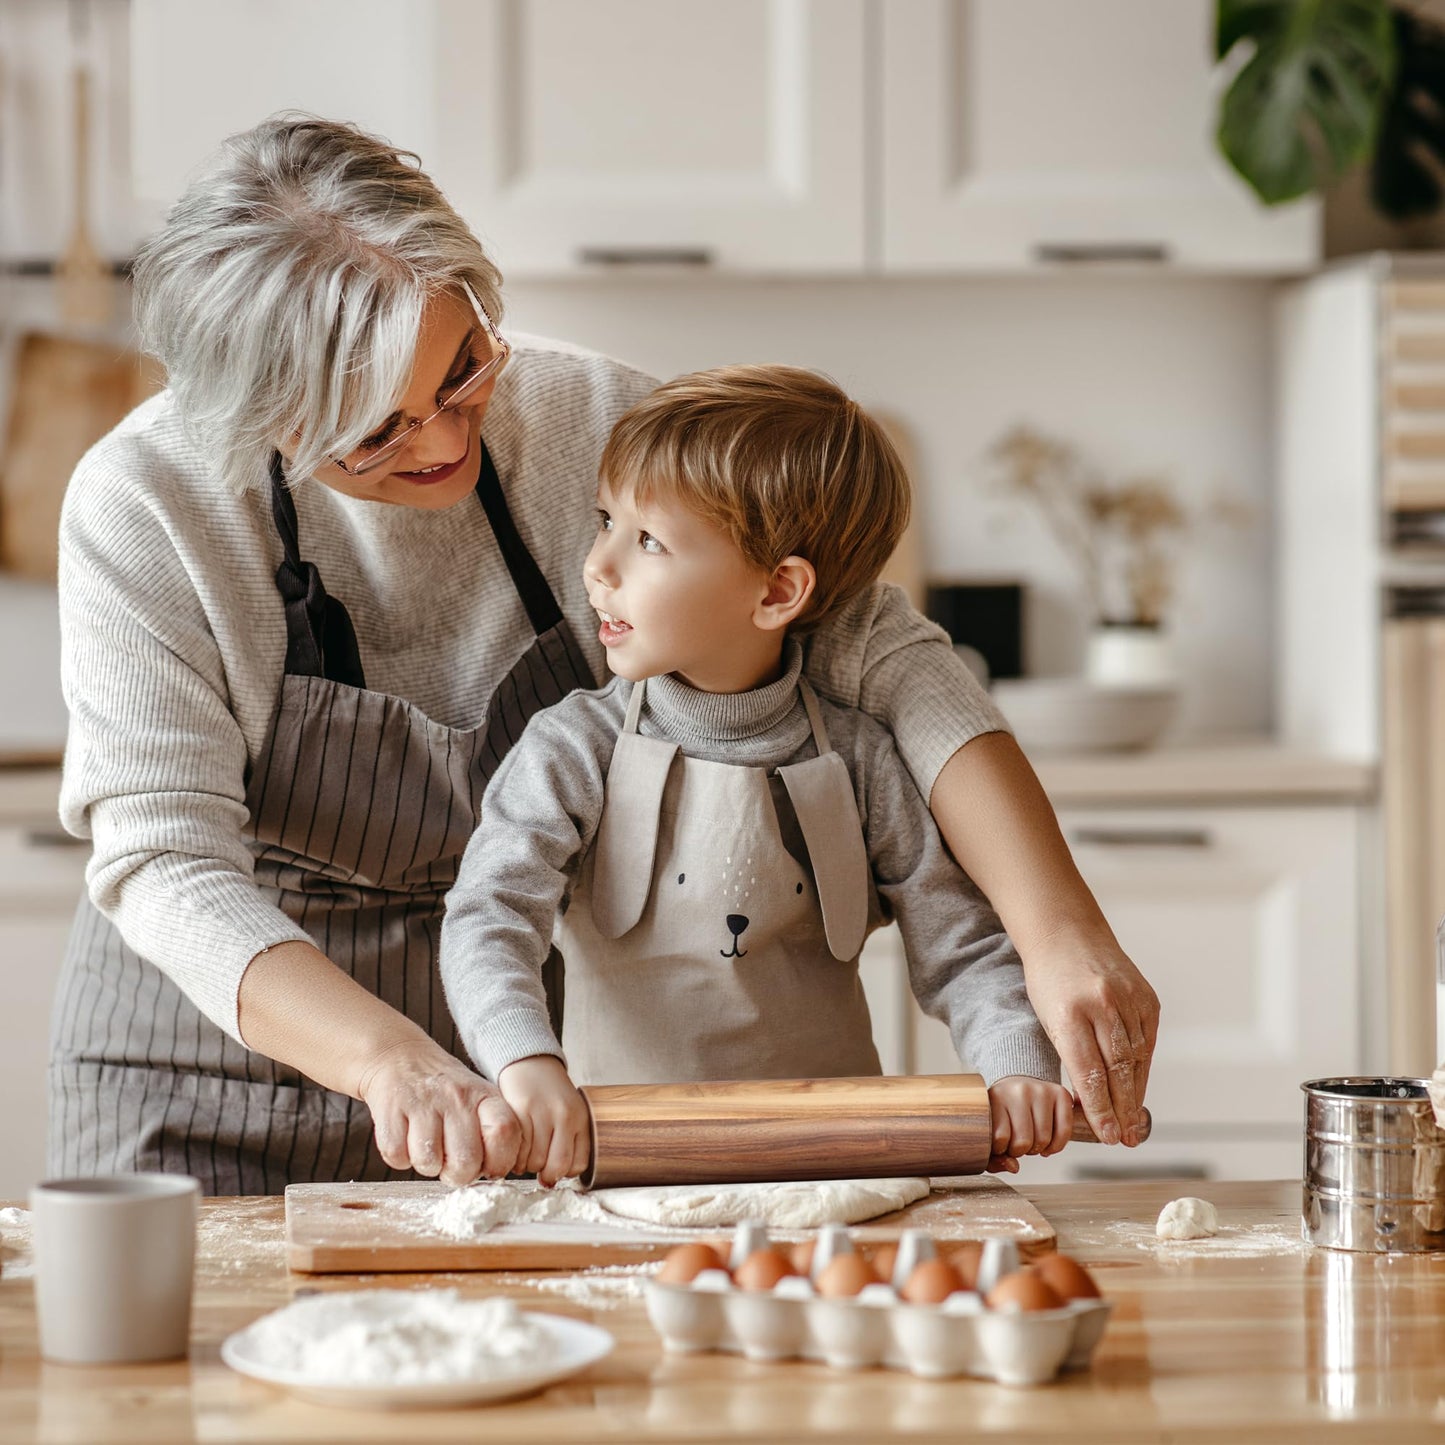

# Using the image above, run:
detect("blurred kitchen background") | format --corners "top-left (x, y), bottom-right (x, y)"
top-left (5, 0), bottom-right (1445, 1193)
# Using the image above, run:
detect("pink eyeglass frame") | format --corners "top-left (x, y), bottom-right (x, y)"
top-left (333, 285), bottom-right (510, 477)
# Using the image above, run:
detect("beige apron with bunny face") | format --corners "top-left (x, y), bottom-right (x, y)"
top-left (559, 675), bottom-right (882, 1085)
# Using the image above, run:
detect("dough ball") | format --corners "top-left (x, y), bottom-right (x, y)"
top-left (1155, 1196), bottom-right (1219, 1241)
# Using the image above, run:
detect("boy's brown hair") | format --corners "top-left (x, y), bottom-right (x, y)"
top-left (598, 364), bottom-right (911, 631)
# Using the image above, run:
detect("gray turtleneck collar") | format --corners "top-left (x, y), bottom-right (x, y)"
top-left (635, 637), bottom-right (814, 765)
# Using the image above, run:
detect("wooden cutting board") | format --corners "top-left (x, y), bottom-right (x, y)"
top-left (285, 1178), bottom-right (1056, 1274)
top-left (0, 332), bottom-right (162, 579)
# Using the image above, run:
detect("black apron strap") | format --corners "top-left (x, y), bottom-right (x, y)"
top-left (267, 454), bottom-right (367, 689)
top-left (266, 439), bottom-right (571, 682)
top-left (473, 439), bottom-right (565, 635)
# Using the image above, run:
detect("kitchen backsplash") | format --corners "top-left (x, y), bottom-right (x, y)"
top-left (506, 273), bottom-right (1278, 740)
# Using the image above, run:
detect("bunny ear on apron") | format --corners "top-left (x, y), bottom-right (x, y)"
top-left (778, 681), bottom-right (870, 962)
top-left (589, 678), bottom-right (679, 939)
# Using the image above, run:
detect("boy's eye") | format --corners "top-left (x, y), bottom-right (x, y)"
top-left (596, 509), bottom-right (612, 531)
top-left (639, 531), bottom-right (667, 555)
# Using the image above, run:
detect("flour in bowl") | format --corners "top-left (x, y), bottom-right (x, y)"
top-left (233, 1289), bottom-right (549, 1385)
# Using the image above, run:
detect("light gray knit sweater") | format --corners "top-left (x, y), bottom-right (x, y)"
top-left (57, 335), bottom-right (1008, 1044)
top-left (441, 641), bottom-right (1057, 1088)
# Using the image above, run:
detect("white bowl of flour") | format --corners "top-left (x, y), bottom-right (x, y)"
top-left (221, 1289), bottom-right (613, 1408)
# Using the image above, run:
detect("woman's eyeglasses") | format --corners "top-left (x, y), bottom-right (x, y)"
top-left (333, 286), bottom-right (510, 477)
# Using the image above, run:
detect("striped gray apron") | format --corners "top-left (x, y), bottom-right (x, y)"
top-left (48, 444), bottom-right (592, 1193)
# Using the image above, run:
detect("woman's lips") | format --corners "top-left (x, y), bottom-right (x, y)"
top-left (395, 447), bottom-right (468, 486)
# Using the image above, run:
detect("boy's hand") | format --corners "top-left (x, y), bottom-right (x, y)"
top-left (497, 1055), bottom-right (592, 1185)
top-left (986, 1076), bottom-right (1075, 1174)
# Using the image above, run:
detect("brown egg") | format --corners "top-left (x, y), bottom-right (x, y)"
top-left (943, 1240), bottom-right (983, 1291)
top-left (815, 1253), bottom-right (881, 1298)
top-left (986, 1270), bottom-right (1066, 1312)
top-left (1031, 1252), bottom-right (1101, 1302)
top-left (734, 1248), bottom-right (798, 1292)
top-left (657, 1242), bottom-right (727, 1285)
top-left (868, 1243), bottom-right (899, 1286)
top-left (789, 1239), bottom-right (817, 1277)
top-left (901, 1257), bottom-right (967, 1305)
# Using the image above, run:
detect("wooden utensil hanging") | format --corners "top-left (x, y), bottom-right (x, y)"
top-left (57, 0), bottom-right (112, 328)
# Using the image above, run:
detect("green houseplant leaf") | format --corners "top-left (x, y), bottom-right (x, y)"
top-left (1371, 6), bottom-right (1445, 219)
top-left (1216, 0), bottom-right (1397, 204)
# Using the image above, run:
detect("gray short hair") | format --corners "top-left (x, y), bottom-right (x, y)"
top-left (132, 113), bottom-right (504, 493)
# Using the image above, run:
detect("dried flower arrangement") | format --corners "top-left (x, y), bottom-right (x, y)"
top-left (988, 425), bottom-right (1249, 629)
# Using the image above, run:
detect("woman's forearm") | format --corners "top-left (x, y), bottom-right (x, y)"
top-left (928, 730), bottom-right (1159, 1146)
top-left (236, 939), bottom-right (434, 1098)
top-left (237, 939), bottom-right (522, 1184)
top-left (927, 731), bottom-right (1117, 954)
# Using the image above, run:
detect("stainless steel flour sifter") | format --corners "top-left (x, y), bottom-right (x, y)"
top-left (1301, 1077), bottom-right (1445, 1252)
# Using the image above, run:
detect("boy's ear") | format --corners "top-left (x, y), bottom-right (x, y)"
top-left (753, 555), bottom-right (816, 632)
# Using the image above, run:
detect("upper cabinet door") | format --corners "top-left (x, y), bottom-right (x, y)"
top-left (130, 0), bottom-right (866, 277)
top-left (130, 1), bottom-right (445, 226)
top-left (879, 0), bottom-right (1320, 273)
top-left (428, 0), bottom-right (868, 277)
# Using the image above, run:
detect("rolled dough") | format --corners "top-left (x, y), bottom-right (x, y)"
top-left (590, 1177), bottom-right (931, 1229)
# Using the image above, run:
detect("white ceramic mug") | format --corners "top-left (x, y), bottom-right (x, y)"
top-left (30, 1173), bottom-right (200, 1364)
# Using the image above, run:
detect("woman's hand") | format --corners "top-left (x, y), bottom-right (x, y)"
top-left (498, 1055), bottom-right (592, 1185)
top-left (986, 1076), bottom-right (1075, 1173)
top-left (1022, 930), bottom-right (1158, 1147)
top-left (357, 1039), bottom-right (523, 1188)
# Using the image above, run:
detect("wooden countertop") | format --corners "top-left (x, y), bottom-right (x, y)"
top-left (1033, 744), bottom-right (1377, 806)
top-left (4, 1179), bottom-right (1445, 1443)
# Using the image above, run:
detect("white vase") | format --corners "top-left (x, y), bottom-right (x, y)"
top-left (1084, 624), bottom-right (1178, 688)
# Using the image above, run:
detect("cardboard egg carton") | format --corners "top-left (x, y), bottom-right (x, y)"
top-left (645, 1223), bottom-right (1112, 1387)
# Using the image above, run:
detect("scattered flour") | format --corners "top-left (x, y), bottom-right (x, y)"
top-left (0, 1206), bottom-right (33, 1280)
top-left (426, 1181), bottom-right (628, 1240)
top-left (1061, 1218), bottom-right (1308, 1261)
top-left (514, 1263), bottom-right (659, 1311)
top-left (232, 1289), bottom-right (550, 1385)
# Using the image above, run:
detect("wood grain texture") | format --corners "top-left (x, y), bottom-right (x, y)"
top-left (282, 1176), bottom-right (1055, 1274)
top-left (582, 1074), bottom-right (993, 1189)
top-left (0, 334), bottom-right (161, 578)
top-left (11, 1181), bottom-right (1445, 1442)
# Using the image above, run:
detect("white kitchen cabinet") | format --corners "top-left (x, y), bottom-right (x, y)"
top-left (0, 772), bottom-right (86, 1201)
top-left (130, 0), bottom-right (1316, 278)
top-left (908, 801), bottom-right (1360, 1180)
top-left (879, 0), bottom-right (1319, 273)
top-left (430, 0), bottom-right (868, 277)
top-left (130, 0), bottom-right (868, 278)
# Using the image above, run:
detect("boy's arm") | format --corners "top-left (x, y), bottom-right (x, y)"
top-left (439, 700), bottom-right (614, 1081)
top-left (850, 722), bottom-right (1060, 1087)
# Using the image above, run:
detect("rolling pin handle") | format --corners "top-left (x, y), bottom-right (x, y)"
top-left (1070, 1108), bottom-right (1152, 1145)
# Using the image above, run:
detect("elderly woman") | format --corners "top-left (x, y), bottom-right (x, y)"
top-left (50, 116), bottom-right (1157, 1193)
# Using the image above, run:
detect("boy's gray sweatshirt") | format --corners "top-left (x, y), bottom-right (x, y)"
top-left (440, 641), bottom-right (1060, 1088)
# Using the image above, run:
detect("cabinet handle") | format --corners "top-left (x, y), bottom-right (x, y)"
top-left (1072, 1162), bottom-right (1209, 1182)
top-left (1070, 827), bottom-right (1212, 849)
top-left (1033, 242), bottom-right (1170, 265)
top-left (576, 246), bottom-right (715, 268)
top-left (22, 827), bottom-right (88, 849)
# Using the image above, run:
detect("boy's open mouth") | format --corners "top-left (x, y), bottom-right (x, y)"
top-left (597, 609), bottom-right (632, 645)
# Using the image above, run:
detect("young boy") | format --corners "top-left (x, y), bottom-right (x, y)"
top-left (439, 366), bottom-right (1070, 1184)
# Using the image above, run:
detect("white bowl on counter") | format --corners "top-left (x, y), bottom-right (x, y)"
top-left (990, 677), bottom-right (1178, 754)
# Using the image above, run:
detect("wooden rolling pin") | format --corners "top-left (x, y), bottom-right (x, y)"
top-left (579, 1074), bottom-right (1150, 1190)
